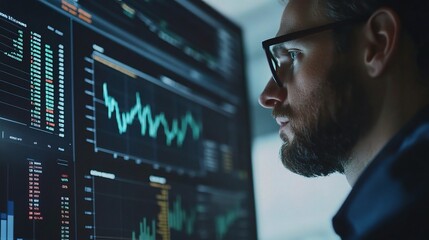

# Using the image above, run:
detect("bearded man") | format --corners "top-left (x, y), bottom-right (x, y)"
top-left (259, 0), bottom-right (429, 238)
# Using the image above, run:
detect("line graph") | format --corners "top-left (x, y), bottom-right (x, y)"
top-left (102, 82), bottom-right (202, 147)
top-left (88, 52), bottom-right (205, 172)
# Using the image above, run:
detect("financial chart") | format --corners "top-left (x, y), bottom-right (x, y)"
top-left (0, 0), bottom-right (256, 239)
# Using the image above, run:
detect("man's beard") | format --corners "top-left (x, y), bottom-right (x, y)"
top-left (276, 60), bottom-right (372, 177)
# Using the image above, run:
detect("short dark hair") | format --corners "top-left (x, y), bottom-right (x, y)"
top-left (320, 0), bottom-right (429, 79)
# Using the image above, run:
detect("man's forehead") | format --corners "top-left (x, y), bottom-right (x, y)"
top-left (278, 0), bottom-right (328, 35)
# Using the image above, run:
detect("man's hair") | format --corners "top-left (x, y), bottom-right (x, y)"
top-left (319, 0), bottom-right (429, 79)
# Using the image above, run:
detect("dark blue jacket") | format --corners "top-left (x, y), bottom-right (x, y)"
top-left (333, 107), bottom-right (429, 239)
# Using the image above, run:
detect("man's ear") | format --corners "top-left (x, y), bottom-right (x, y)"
top-left (363, 8), bottom-right (400, 77)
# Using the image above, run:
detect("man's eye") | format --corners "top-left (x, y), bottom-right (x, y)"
top-left (274, 49), bottom-right (299, 62)
top-left (288, 51), bottom-right (299, 60)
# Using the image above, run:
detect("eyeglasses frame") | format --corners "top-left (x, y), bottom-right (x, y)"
top-left (262, 17), bottom-right (369, 87)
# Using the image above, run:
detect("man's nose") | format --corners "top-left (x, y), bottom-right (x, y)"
top-left (258, 78), bottom-right (286, 109)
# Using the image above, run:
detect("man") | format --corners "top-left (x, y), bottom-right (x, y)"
top-left (259, 0), bottom-right (429, 239)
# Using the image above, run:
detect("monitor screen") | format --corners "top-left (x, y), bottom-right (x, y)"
top-left (0, 0), bottom-right (257, 239)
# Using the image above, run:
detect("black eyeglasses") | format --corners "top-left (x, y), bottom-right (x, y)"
top-left (262, 17), bottom-right (368, 87)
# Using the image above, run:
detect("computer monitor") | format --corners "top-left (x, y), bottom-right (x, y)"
top-left (0, 0), bottom-right (257, 239)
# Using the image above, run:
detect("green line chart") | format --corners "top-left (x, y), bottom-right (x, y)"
top-left (91, 53), bottom-right (205, 171)
top-left (102, 82), bottom-right (203, 147)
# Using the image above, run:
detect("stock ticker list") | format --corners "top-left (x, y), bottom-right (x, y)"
top-left (0, 3), bottom-right (73, 240)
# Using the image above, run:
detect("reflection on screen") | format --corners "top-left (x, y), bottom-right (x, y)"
top-left (0, 0), bottom-right (256, 239)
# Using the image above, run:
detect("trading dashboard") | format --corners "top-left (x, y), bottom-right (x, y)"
top-left (0, 0), bottom-right (256, 239)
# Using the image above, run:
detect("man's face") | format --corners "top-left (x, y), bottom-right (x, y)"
top-left (259, 0), bottom-right (372, 177)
